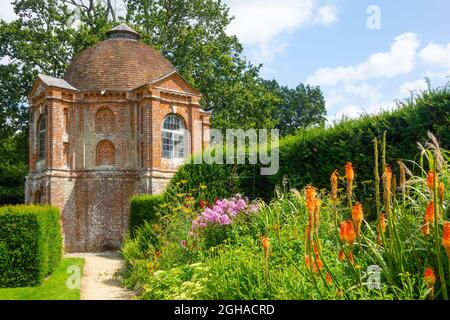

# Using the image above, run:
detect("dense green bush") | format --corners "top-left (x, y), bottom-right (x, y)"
top-left (164, 162), bottom-right (238, 203)
top-left (129, 194), bottom-right (164, 238)
top-left (168, 88), bottom-right (450, 203)
top-left (0, 205), bottom-right (62, 288)
top-left (269, 88), bottom-right (450, 192)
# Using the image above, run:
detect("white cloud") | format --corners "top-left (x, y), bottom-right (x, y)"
top-left (398, 79), bottom-right (428, 98)
top-left (225, 0), bottom-right (338, 62)
top-left (420, 42), bottom-right (450, 70)
top-left (0, 0), bottom-right (17, 22)
top-left (314, 4), bottom-right (338, 25)
top-left (306, 33), bottom-right (420, 86)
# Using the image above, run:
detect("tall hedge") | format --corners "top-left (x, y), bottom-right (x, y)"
top-left (0, 205), bottom-right (62, 288)
top-left (267, 88), bottom-right (450, 192)
top-left (129, 194), bottom-right (164, 237)
top-left (168, 88), bottom-right (450, 201)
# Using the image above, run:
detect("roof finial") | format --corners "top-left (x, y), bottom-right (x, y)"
top-left (106, 23), bottom-right (140, 41)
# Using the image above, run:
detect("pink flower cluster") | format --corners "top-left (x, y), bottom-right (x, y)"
top-left (191, 194), bottom-right (259, 232)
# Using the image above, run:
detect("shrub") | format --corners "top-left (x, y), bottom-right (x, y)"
top-left (267, 88), bottom-right (450, 195)
top-left (166, 87), bottom-right (450, 203)
top-left (0, 205), bottom-right (62, 288)
top-left (164, 162), bottom-right (238, 204)
top-left (129, 194), bottom-right (164, 237)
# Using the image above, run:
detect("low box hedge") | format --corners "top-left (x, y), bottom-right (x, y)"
top-left (0, 205), bottom-right (62, 288)
top-left (129, 194), bottom-right (164, 238)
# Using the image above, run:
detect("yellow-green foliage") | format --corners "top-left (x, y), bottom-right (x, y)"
top-left (0, 205), bottom-right (62, 288)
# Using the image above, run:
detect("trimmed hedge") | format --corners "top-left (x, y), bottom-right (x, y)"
top-left (168, 88), bottom-right (450, 202)
top-left (267, 88), bottom-right (450, 193)
top-left (0, 205), bottom-right (62, 288)
top-left (129, 194), bottom-right (164, 237)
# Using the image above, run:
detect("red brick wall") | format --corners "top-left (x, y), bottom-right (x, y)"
top-left (26, 75), bottom-right (210, 252)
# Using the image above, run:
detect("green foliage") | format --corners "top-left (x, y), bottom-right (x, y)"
top-left (164, 161), bottom-right (238, 203)
top-left (126, 0), bottom-right (281, 130)
top-left (121, 133), bottom-right (450, 300)
top-left (163, 88), bottom-right (450, 204)
top-left (0, 257), bottom-right (84, 300)
top-left (130, 194), bottom-right (164, 237)
top-left (266, 88), bottom-right (450, 200)
top-left (0, 205), bottom-right (62, 288)
top-left (264, 80), bottom-right (327, 136)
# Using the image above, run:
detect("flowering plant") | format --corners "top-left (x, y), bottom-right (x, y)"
top-left (189, 194), bottom-right (259, 248)
top-left (191, 194), bottom-right (259, 231)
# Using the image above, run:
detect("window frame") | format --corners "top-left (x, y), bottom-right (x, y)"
top-left (37, 115), bottom-right (46, 161)
top-left (161, 114), bottom-right (186, 159)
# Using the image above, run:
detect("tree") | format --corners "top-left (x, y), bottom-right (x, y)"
top-left (125, 0), bottom-right (280, 129)
top-left (264, 80), bottom-right (327, 136)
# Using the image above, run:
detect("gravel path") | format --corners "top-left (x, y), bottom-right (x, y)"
top-left (65, 252), bottom-right (134, 300)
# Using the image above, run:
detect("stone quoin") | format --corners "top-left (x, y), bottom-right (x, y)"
top-left (25, 24), bottom-right (211, 252)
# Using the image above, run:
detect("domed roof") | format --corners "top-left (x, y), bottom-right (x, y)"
top-left (63, 24), bottom-right (176, 91)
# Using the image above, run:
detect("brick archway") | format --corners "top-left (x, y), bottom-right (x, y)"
top-left (95, 107), bottom-right (115, 134)
top-left (96, 140), bottom-right (115, 166)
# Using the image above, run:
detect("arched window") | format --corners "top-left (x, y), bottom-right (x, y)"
top-left (37, 115), bottom-right (46, 161)
top-left (96, 140), bottom-right (115, 166)
top-left (161, 114), bottom-right (185, 159)
top-left (95, 107), bottom-right (115, 133)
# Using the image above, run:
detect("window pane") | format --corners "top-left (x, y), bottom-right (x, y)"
top-left (162, 131), bottom-right (173, 158)
top-left (161, 114), bottom-right (185, 159)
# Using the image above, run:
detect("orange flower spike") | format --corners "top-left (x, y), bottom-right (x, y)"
top-left (438, 182), bottom-right (444, 202)
top-left (338, 250), bottom-right (345, 261)
top-left (379, 213), bottom-right (387, 233)
top-left (348, 251), bottom-right (355, 265)
top-left (352, 203), bottom-right (364, 236)
top-left (326, 273), bottom-right (333, 285)
top-left (345, 221), bottom-right (356, 245)
top-left (305, 185), bottom-right (316, 214)
top-left (261, 236), bottom-right (270, 259)
top-left (345, 162), bottom-right (354, 183)
top-left (316, 258), bottom-right (323, 272)
top-left (443, 222), bottom-right (450, 259)
top-left (421, 223), bottom-right (430, 236)
top-left (313, 243), bottom-right (320, 258)
top-left (385, 166), bottom-right (393, 184)
top-left (425, 201), bottom-right (435, 224)
top-left (330, 170), bottom-right (339, 200)
top-left (427, 170), bottom-right (435, 190)
top-left (305, 255), bottom-right (311, 270)
top-left (424, 267), bottom-right (436, 287)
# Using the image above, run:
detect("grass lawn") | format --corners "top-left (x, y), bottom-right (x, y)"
top-left (0, 257), bottom-right (85, 300)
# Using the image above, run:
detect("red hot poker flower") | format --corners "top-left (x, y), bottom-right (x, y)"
top-left (345, 162), bottom-right (354, 183)
top-left (352, 203), bottom-right (364, 237)
top-left (427, 170), bottom-right (435, 190)
top-left (330, 170), bottom-right (339, 200)
top-left (425, 202), bottom-right (435, 224)
top-left (443, 222), bottom-right (450, 259)
top-left (424, 267), bottom-right (436, 287)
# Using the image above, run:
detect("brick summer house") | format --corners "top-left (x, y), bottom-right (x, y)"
top-left (25, 24), bottom-right (211, 252)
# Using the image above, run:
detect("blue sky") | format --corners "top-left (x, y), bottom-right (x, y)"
top-left (224, 0), bottom-right (450, 120)
top-left (1, 0), bottom-right (450, 121)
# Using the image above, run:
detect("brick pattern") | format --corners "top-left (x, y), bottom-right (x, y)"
top-left (25, 37), bottom-right (211, 252)
top-left (63, 39), bottom-right (175, 91)
top-left (95, 107), bottom-right (115, 133)
top-left (96, 140), bottom-right (115, 166)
